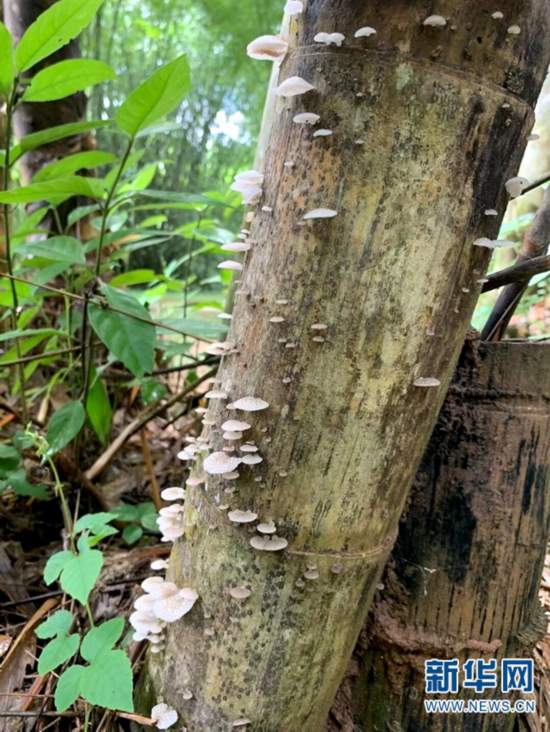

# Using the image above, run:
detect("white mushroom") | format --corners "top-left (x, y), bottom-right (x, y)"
top-left (229, 397), bottom-right (270, 412)
top-left (222, 242), bottom-right (252, 252)
top-left (186, 476), bottom-right (205, 487)
top-left (491, 11), bottom-right (504, 19)
top-left (293, 112), bottom-right (320, 125)
top-left (241, 454), bottom-right (263, 466)
top-left (313, 129), bottom-right (333, 137)
top-left (354, 26), bottom-right (376, 38)
top-left (484, 209), bottom-right (498, 216)
top-left (275, 76), bottom-right (315, 97)
top-left (507, 25), bottom-right (521, 34)
top-left (284, 0), bottom-right (303, 15)
top-left (256, 520), bottom-right (277, 535)
top-left (413, 377), bottom-right (441, 388)
top-left (473, 238), bottom-right (515, 249)
top-left (228, 509), bottom-right (258, 524)
top-left (246, 35), bottom-right (288, 62)
top-left (223, 431), bottom-right (243, 441)
top-left (527, 133), bottom-right (540, 141)
top-left (161, 487), bottom-right (185, 501)
top-left (505, 176), bottom-right (529, 198)
top-left (222, 419), bottom-right (251, 432)
top-left (303, 208), bottom-right (338, 220)
top-left (250, 535), bottom-right (289, 551)
top-left (204, 452), bottom-right (242, 475)
top-left (423, 14), bottom-right (447, 27)
top-left (313, 32), bottom-right (345, 46)
top-left (150, 559), bottom-right (169, 571)
top-left (239, 444), bottom-right (258, 453)
top-left (204, 390), bottom-right (228, 400)
top-left (229, 586), bottom-right (252, 600)
top-left (231, 170), bottom-right (264, 204)
top-left (218, 260), bottom-right (243, 272)
top-left (151, 703), bottom-right (178, 730)
top-left (154, 588), bottom-right (199, 622)
top-left (232, 720), bottom-right (252, 729)
top-left (270, 316), bottom-right (285, 323)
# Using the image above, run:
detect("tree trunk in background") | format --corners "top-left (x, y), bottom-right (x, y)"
top-left (337, 338), bottom-right (550, 731)
top-left (140, 2), bottom-right (550, 729)
top-left (3, 0), bottom-right (89, 229)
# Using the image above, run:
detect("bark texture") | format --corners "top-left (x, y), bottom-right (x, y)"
top-left (142, 2), bottom-right (550, 730)
top-left (340, 338), bottom-right (550, 732)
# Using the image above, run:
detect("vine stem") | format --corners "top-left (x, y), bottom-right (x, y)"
top-left (82, 136), bottom-right (135, 408)
top-left (2, 80), bottom-right (28, 422)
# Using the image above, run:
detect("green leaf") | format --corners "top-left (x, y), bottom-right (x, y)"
top-left (55, 665), bottom-right (85, 712)
top-left (81, 618), bottom-right (124, 662)
top-left (122, 524), bottom-right (143, 545)
top-left (80, 650), bottom-right (133, 711)
top-left (89, 285), bottom-right (155, 377)
top-left (110, 269), bottom-right (158, 287)
top-left (11, 120), bottom-right (108, 164)
top-left (36, 609), bottom-right (73, 639)
top-left (0, 328), bottom-right (58, 344)
top-left (44, 550), bottom-right (73, 585)
top-left (0, 444), bottom-right (20, 473)
top-left (110, 504), bottom-right (139, 522)
top-left (0, 22), bottom-right (15, 95)
top-left (6, 469), bottom-right (50, 499)
top-left (74, 512), bottom-right (116, 534)
top-left (0, 176), bottom-right (105, 206)
top-left (46, 401), bottom-right (85, 456)
top-left (116, 54), bottom-right (190, 137)
top-left (17, 236), bottom-right (85, 265)
top-left (59, 547), bottom-right (103, 604)
top-left (23, 59), bottom-right (115, 102)
top-left (15, 0), bottom-right (105, 72)
top-left (38, 633), bottom-right (80, 674)
top-left (34, 151), bottom-right (117, 182)
top-left (86, 368), bottom-right (112, 445)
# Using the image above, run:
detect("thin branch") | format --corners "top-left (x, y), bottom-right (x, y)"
top-left (0, 272), bottom-right (210, 340)
top-left (520, 170), bottom-right (550, 197)
top-left (85, 368), bottom-right (216, 481)
top-left (482, 254), bottom-right (550, 292)
top-left (0, 346), bottom-right (81, 368)
top-left (482, 187), bottom-right (550, 340)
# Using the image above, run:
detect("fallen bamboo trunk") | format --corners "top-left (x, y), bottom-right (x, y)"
top-left (140, 2), bottom-right (550, 729)
top-left (342, 338), bottom-right (550, 731)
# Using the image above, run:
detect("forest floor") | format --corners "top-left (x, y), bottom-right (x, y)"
top-left (0, 388), bottom-right (549, 730)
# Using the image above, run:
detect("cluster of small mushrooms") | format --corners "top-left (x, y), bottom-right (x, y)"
top-left (133, 3), bottom-right (539, 727)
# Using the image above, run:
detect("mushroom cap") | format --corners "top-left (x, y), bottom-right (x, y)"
top-left (354, 26), bottom-right (377, 37)
top-left (154, 588), bottom-right (199, 622)
top-left (423, 14), bottom-right (447, 26)
top-left (229, 585), bottom-right (252, 600)
top-left (413, 377), bottom-right (441, 388)
top-left (313, 32), bottom-right (345, 46)
top-left (218, 260), bottom-right (244, 272)
top-left (150, 559), bottom-right (169, 571)
top-left (151, 703), bottom-right (178, 730)
top-left (256, 520), bottom-right (277, 535)
top-left (239, 444), bottom-right (258, 453)
top-left (293, 112), bottom-right (320, 125)
top-left (204, 389), bottom-right (228, 399)
top-left (250, 535), bottom-right (288, 551)
top-left (505, 176), bottom-right (529, 198)
top-left (491, 11), bottom-right (504, 19)
top-left (284, 0), bottom-right (303, 15)
top-left (222, 242), bottom-right (252, 252)
top-left (303, 208), bottom-right (338, 220)
top-left (222, 419), bottom-right (252, 432)
top-left (204, 451), bottom-right (242, 475)
top-left (507, 24), bottom-right (521, 34)
top-left (313, 129), bottom-right (333, 137)
top-left (223, 431), bottom-right (243, 441)
top-left (229, 397), bottom-right (270, 412)
top-left (241, 454), bottom-right (263, 465)
top-left (275, 76), bottom-right (315, 97)
top-left (247, 34), bottom-right (288, 62)
top-left (161, 487), bottom-right (185, 501)
top-left (228, 509), bottom-right (258, 524)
